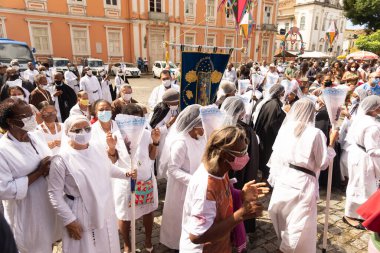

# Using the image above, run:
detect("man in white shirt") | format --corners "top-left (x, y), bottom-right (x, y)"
top-left (23, 62), bottom-right (39, 85)
top-left (260, 60), bottom-right (269, 76)
top-left (148, 69), bottom-right (179, 111)
top-left (79, 67), bottom-right (102, 104)
top-left (100, 71), bottom-right (113, 103)
top-left (64, 63), bottom-right (80, 94)
top-left (222, 63), bottom-right (237, 84)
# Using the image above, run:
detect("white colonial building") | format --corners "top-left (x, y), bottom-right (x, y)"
top-left (276, 0), bottom-right (346, 56)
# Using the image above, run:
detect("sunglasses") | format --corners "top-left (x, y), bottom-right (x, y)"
top-left (70, 126), bottom-right (91, 134)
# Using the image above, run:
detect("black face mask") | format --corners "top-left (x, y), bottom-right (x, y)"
top-left (55, 81), bottom-right (63, 86)
top-left (324, 80), bottom-right (333, 87)
top-left (9, 75), bottom-right (19, 81)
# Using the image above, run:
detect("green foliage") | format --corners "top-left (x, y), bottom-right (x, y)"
top-left (355, 30), bottom-right (380, 54)
top-left (343, 0), bottom-right (380, 31)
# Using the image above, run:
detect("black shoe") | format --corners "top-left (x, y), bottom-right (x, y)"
top-left (342, 216), bottom-right (366, 230)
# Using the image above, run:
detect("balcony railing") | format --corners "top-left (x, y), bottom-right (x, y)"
top-left (148, 12), bottom-right (169, 22)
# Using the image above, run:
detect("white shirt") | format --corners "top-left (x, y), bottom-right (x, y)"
top-left (101, 79), bottom-right (112, 103)
top-left (23, 69), bottom-right (39, 84)
top-left (222, 69), bottom-right (237, 83)
top-left (148, 83), bottom-right (179, 111)
top-left (79, 75), bottom-right (102, 104)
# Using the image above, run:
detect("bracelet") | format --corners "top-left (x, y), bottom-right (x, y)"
top-left (153, 141), bottom-right (160, 146)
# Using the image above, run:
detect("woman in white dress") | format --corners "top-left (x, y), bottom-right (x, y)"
top-left (268, 98), bottom-right (338, 253)
top-left (36, 101), bottom-right (63, 155)
top-left (0, 98), bottom-right (60, 253)
top-left (343, 95), bottom-right (380, 229)
top-left (118, 103), bottom-right (160, 253)
top-left (48, 115), bottom-right (135, 253)
top-left (160, 104), bottom-right (207, 250)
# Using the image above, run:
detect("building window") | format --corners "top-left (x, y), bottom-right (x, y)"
top-left (319, 44), bottom-right (323, 52)
top-left (68, 0), bottom-right (86, 4)
top-left (312, 44), bottom-right (316, 51)
top-left (300, 16), bottom-right (306, 31)
top-left (206, 0), bottom-right (215, 18)
top-left (71, 27), bottom-right (90, 55)
top-left (0, 18), bottom-right (6, 38)
top-left (322, 15), bottom-right (327, 31)
top-left (106, 0), bottom-right (117, 5)
top-left (185, 0), bottom-right (194, 15)
top-left (314, 16), bottom-right (319, 30)
top-left (185, 35), bottom-right (195, 45)
top-left (264, 6), bottom-right (271, 24)
top-left (225, 37), bottom-right (234, 48)
top-left (29, 24), bottom-right (52, 55)
top-left (340, 20), bottom-right (344, 32)
top-left (150, 0), bottom-right (161, 12)
top-left (206, 36), bottom-right (215, 46)
top-left (107, 30), bottom-right (123, 56)
top-left (337, 45), bottom-right (341, 54)
top-left (285, 22), bottom-right (289, 31)
top-left (262, 40), bottom-right (268, 57)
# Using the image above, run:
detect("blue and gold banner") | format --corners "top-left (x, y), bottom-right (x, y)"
top-left (180, 51), bottom-right (231, 110)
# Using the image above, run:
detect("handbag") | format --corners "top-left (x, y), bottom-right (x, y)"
top-left (129, 174), bottom-right (154, 207)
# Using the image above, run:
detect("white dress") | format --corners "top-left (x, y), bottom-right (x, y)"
top-left (79, 75), bottom-right (102, 104)
top-left (344, 115), bottom-right (380, 219)
top-left (268, 123), bottom-right (335, 253)
top-left (64, 71), bottom-right (80, 94)
top-left (160, 134), bottom-right (206, 250)
top-left (70, 103), bottom-right (89, 118)
top-left (148, 84), bottom-right (179, 111)
top-left (264, 71), bottom-right (279, 91)
top-left (36, 122), bottom-right (63, 155)
top-left (101, 79), bottom-right (113, 103)
top-left (48, 145), bottom-right (126, 253)
top-left (0, 132), bottom-right (61, 253)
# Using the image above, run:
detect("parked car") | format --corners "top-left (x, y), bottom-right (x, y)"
top-left (47, 57), bottom-right (70, 73)
top-left (82, 58), bottom-right (105, 76)
top-left (111, 62), bottom-right (141, 77)
top-left (152, 61), bottom-right (178, 78)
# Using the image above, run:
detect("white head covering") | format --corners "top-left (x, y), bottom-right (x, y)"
top-left (252, 84), bottom-right (285, 126)
top-left (176, 104), bottom-right (203, 134)
top-left (220, 96), bottom-right (245, 126)
top-left (356, 95), bottom-right (380, 116)
top-left (216, 80), bottom-right (236, 101)
top-left (353, 87), bottom-right (369, 101)
top-left (64, 115), bottom-right (89, 135)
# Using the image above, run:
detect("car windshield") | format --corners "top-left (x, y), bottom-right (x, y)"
top-left (161, 62), bottom-right (177, 69)
top-left (89, 61), bottom-right (103, 67)
top-left (0, 43), bottom-right (34, 64)
top-left (54, 60), bottom-right (69, 67)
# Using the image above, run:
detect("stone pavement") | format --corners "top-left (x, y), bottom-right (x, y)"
top-left (54, 180), bottom-right (370, 253)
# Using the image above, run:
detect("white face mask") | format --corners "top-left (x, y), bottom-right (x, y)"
top-left (86, 70), bottom-right (93, 76)
top-left (351, 67), bottom-right (356, 72)
top-left (10, 95), bottom-right (25, 101)
top-left (123, 93), bottom-right (132, 101)
top-left (169, 105), bottom-right (178, 111)
top-left (162, 80), bottom-right (171, 88)
top-left (39, 85), bottom-right (48, 90)
top-left (69, 67), bottom-right (75, 71)
top-left (21, 115), bottom-right (37, 132)
top-left (68, 131), bottom-right (92, 145)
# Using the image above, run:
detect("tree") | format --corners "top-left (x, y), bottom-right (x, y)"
top-left (355, 30), bottom-right (380, 54)
top-left (343, 0), bottom-right (380, 32)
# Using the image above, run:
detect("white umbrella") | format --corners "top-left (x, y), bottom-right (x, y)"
top-left (299, 51), bottom-right (332, 59)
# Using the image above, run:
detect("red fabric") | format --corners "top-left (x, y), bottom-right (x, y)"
top-left (357, 189), bottom-right (380, 233)
top-left (90, 117), bottom-right (98, 124)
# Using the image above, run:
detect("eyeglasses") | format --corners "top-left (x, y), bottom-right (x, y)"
top-left (70, 126), bottom-right (91, 134)
top-left (224, 145), bottom-right (249, 157)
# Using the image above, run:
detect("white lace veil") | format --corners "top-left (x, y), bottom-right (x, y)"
top-left (220, 96), bottom-right (246, 126)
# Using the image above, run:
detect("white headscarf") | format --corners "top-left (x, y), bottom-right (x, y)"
top-left (220, 96), bottom-right (246, 126)
top-left (58, 115), bottom-right (114, 230)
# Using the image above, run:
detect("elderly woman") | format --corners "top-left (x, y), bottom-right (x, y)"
top-left (180, 126), bottom-right (268, 252)
top-left (36, 101), bottom-right (63, 155)
top-left (268, 98), bottom-right (338, 253)
top-left (111, 84), bottom-right (138, 119)
top-left (253, 84), bottom-right (286, 181)
top-left (344, 95), bottom-right (380, 229)
top-left (215, 80), bottom-right (237, 107)
top-left (48, 115), bottom-right (135, 253)
top-left (160, 104), bottom-right (206, 250)
top-left (0, 98), bottom-right (60, 253)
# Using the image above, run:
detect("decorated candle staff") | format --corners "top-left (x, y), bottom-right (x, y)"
top-left (325, 21), bottom-right (339, 53)
top-left (321, 86), bottom-right (348, 253)
top-left (115, 114), bottom-right (147, 253)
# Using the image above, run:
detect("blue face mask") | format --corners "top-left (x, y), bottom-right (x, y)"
top-left (97, 110), bottom-right (112, 122)
top-left (373, 78), bottom-right (380, 86)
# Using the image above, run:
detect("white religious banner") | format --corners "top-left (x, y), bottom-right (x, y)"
top-left (321, 86), bottom-right (348, 252)
top-left (115, 114), bottom-right (146, 253)
top-left (238, 79), bottom-right (250, 95)
top-left (200, 104), bottom-right (226, 139)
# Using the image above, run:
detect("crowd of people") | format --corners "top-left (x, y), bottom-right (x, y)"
top-left (0, 55), bottom-right (379, 253)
